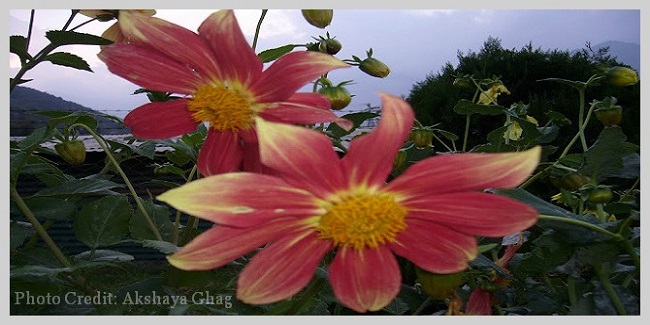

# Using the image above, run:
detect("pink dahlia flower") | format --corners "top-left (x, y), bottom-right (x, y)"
top-left (157, 93), bottom-right (540, 312)
top-left (98, 10), bottom-right (351, 175)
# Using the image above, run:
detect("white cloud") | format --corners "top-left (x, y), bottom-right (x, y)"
top-left (402, 10), bottom-right (456, 17)
top-left (471, 10), bottom-right (495, 24)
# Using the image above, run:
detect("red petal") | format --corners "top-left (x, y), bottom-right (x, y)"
top-left (286, 92), bottom-right (332, 110)
top-left (197, 129), bottom-right (243, 176)
top-left (255, 118), bottom-right (345, 199)
top-left (385, 147), bottom-right (541, 198)
top-left (240, 138), bottom-right (276, 175)
top-left (389, 218), bottom-right (477, 274)
top-left (198, 10), bottom-right (263, 85)
top-left (465, 289), bottom-right (493, 315)
top-left (117, 11), bottom-right (222, 79)
top-left (167, 217), bottom-right (298, 271)
top-left (328, 246), bottom-right (401, 313)
top-left (260, 101), bottom-right (352, 130)
top-left (250, 51), bottom-right (349, 102)
top-left (406, 192), bottom-right (539, 237)
top-left (98, 44), bottom-right (204, 94)
top-left (124, 99), bottom-right (199, 139)
top-left (237, 231), bottom-right (332, 304)
top-left (156, 172), bottom-right (322, 228)
top-left (341, 93), bottom-right (414, 190)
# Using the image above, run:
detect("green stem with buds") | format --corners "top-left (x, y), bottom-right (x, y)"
top-left (68, 123), bottom-right (163, 241)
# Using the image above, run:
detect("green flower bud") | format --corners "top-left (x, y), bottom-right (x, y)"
top-left (359, 57), bottom-right (390, 78)
top-left (318, 81), bottom-right (352, 110)
top-left (415, 267), bottom-right (464, 300)
top-left (587, 186), bottom-right (613, 204)
top-left (595, 106), bottom-right (623, 127)
top-left (301, 10), bottom-right (333, 29)
top-left (318, 38), bottom-right (342, 55)
top-left (55, 139), bottom-right (86, 165)
top-left (411, 128), bottom-right (434, 149)
top-left (393, 150), bottom-right (408, 170)
top-left (605, 66), bottom-right (639, 87)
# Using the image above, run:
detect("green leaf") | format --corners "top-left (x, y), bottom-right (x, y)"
top-left (140, 239), bottom-right (179, 254)
top-left (258, 44), bottom-right (298, 63)
top-left (326, 112), bottom-right (379, 138)
top-left (14, 197), bottom-right (77, 221)
top-left (580, 126), bottom-right (639, 181)
top-left (45, 30), bottom-right (113, 46)
top-left (10, 221), bottom-right (33, 251)
top-left (73, 250), bottom-right (135, 262)
top-left (453, 99), bottom-right (507, 116)
top-left (17, 126), bottom-right (53, 150)
top-left (129, 199), bottom-right (175, 241)
top-left (73, 195), bottom-right (133, 248)
top-left (10, 265), bottom-right (72, 279)
top-left (432, 129), bottom-right (459, 141)
top-left (33, 178), bottom-right (123, 197)
top-left (10, 35), bottom-right (30, 61)
top-left (43, 52), bottom-right (92, 72)
top-left (34, 110), bottom-right (100, 131)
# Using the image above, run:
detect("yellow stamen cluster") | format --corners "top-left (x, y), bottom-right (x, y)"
top-left (187, 84), bottom-right (255, 132)
top-left (317, 193), bottom-right (408, 249)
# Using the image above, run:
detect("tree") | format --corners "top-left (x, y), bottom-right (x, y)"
top-left (406, 37), bottom-right (640, 151)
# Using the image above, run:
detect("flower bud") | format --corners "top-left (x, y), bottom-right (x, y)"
top-left (595, 106), bottom-right (623, 127)
top-left (411, 128), bottom-right (434, 149)
top-left (318, 38), bottom-right (342, 55)
top-left (393, 150), bottom-right (408, 170)
top-left (587, 186), bottom-right (613, 204)
top-left (550, 170), bottom-right (590, 191)
top-left (359, 57), bottom-right (390, 78)
top-left (605, 66), bottom-right (639, 87)
top-left (301, 10), bottom-right (333, 28)
top-left (415, 267), bottom-right (464, 300)
top-left (55, 139), bottom-right (87, 165)
top-left (318, 81), bottom-right (352, 110)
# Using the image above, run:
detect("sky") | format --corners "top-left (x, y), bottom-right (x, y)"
top-left (8, 7), bottom-right (642, 119)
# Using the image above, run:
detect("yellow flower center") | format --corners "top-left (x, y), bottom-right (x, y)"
top-left (317, 193), bottom-right (408, 250)
top-left (187, 84), bottom-right (256, 132)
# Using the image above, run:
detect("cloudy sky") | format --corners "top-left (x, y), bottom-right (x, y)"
top-left (8, 7), bottom-right (642, 119)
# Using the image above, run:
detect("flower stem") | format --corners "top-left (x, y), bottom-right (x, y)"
top-left (174, 164), bottom-right (198, 246)
top-left (252, 9), bottom-right (268, 51)
top-left (577, 89), bottom-right (588, 151)
top-left (431, 132), bottom-right (453, 152)
top-left (537, 214), bottom-right (621, 240)
top-left (595, 265), bottom-right (627, 315)
top-left (10, 186), bottom-right (71, 267)
top-left (68, 123), bottom-right (163, 241)
top-left (462, 114), bottom-right (471, 152)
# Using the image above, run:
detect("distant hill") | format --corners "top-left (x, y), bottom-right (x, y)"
top-left (592, 40), bottom-right (640, 72)
top-left (10, 86), bottom-right (129, 136)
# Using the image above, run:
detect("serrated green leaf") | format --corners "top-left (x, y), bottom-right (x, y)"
top-left (258, 44), bottom-right (298, 63)
top-left (17, 126), bottom-right (53, 150)
top-left (453, 99), bottom-right (507, 116)
top-left (579, 126), bottom-right (639, 181)
top-left (44, 52), bottom-right (92, 72)
top-left (10, 35), bottom-right (30, 61)
top-left (45, 30), bottom-right (113, 46)
top-left (73, 195), bottom-right (133, 248)
top-left (33, 178), bottom-right (123, 197)
top-left (129, 199), bottom-right (175, 241)
top-left (16, 197), bottom-right (76, 221)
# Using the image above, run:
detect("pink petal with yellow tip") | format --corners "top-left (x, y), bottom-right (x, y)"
top-left (385, 147), bottom-right (541, 198)
top-left (167, 217), bottom-right (299, 271)
top-left (389, 218), bottom-right (477, 274)
top-left (250, 51), bottom-right (349, 102)
top-left (198, 10), bottom-right (263, 85)
top-left (341, 93), bottom-right (414, 190)
top-left (405, 192), bottom-right (538, 237)
top-left (328, 246), bottom-right (401, 313)
top-left (255, 118), bottom-right (345, 199)
top-left (237, 231), bottom-right (332, 305)
top-left (156, 173), bottom-right (322, 228)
